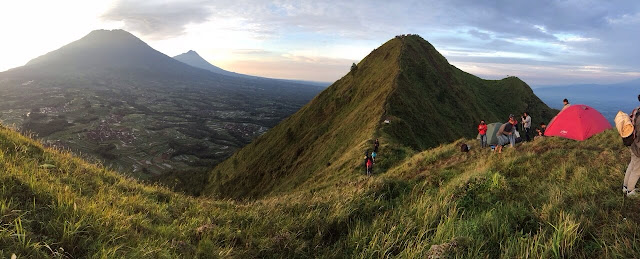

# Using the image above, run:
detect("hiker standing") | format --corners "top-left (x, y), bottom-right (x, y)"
top-left (366, 155), bottom-right (374, 176)
top-left (374, 138), bottom-right (380, 153)
top-left (624, 95), bottom-right (640, 197)
top-left (478, 120), bottom-right (487, 148)
top-left (363, 152), bottom-right (369, 174)
top-left (522, 112), bottom-right (532, 142)
top-left (508, 115), bottom-right (517, 147)
top-left (495, 118), bottom-right (514, 154)
top-left (371, 151), bottom-right (377, 163)
top-left (562, 99), bottom-right (571, 111)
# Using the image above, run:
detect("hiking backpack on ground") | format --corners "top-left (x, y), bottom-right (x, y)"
top-left (460, 143), bottom-right (469, 152)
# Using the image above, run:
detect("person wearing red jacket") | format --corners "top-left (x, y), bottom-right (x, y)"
top-left (478, 120), bottom-right (488, 148)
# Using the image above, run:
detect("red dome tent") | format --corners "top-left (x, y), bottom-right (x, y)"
top-left (545, 104), bottom-right (612, 141)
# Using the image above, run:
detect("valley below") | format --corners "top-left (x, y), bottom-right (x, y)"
top-left (0, 76), bottom-right (307, 179)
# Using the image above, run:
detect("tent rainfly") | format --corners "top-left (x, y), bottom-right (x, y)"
top-left (545, 104), bottom-right (612, 141)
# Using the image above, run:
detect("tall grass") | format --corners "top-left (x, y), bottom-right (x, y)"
top-left (1, 124), bottom-right (639, 258)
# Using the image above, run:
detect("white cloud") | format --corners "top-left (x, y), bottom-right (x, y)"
top-left (2, 0), bottom-right (640, 84)
top-left (607, 12), bottom-right (640, 24)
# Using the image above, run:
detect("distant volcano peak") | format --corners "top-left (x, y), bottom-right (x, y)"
top-left (173, 50), bottom-right (238, 77)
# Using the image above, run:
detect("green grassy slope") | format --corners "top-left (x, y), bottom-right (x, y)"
top-left (204, 36), bottom-right (405, 199)
top-left (2, 124), bottom-right (639, 258)
top-left (205, 35), bottom-right (556, 200)
top-left (0, 125), bottom-right (393, 258)
top-left (385, 36), bottom-right (556, 150)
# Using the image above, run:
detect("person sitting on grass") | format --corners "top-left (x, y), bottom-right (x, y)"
top-left (535, 122), bottom-right (547, 140)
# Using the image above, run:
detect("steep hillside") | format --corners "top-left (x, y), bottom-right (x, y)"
top-left (205, 35), bottom-right (556, 199)
top-left (2, 124), bottom-right (639, 258)
top-left (386, 36), bottom-right (556, 149)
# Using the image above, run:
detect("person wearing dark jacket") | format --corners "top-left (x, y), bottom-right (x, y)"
top-left (363, 152), bottom-right (369, 174)
top-left (374, 139), bottom-right (380, 153)
top-left (535, 122), bottom-right (547, 140)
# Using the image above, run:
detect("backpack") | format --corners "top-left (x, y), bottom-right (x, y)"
top-left (460, 143), bottom-right (469, 152)
top-left (616, 110), bottom-right (635, 146)
top-left (616, 108), bottom-right (640, 147)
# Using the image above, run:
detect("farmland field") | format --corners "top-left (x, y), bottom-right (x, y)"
top-left (0, 77), bottom-right (308, 181)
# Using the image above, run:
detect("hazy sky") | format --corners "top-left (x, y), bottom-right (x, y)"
top-left (1, 0), bottom-right (639, 85)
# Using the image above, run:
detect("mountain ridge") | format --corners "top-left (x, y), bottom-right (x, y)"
top-left (172, 49), bottom-right (331, 87)
top-left (204, 34), bottom-right (557, 200)
top-left (10, 29), bottom-right (214, 80)
top-left (173, 50), bottom-right (241, 78)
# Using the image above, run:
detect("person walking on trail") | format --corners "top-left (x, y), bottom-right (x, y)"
top-left (363, 151), bottom-right (369, 174)
top-left (478, 120), bottom-right (488, 148)
top-left (371, 151), bottom-right (377, 163)
top-left (522, 112), bottom-right (532, 142)
top-left (374, 138), bottom-right (380, 153)
top-left (624, 95), bottom-right (640, 197)
top-left (366, 155), bottom-right (374, 176)
top-left (562, 98), bottom-right (571, 111)
top-left (496, 117), bottom-right (515, 153)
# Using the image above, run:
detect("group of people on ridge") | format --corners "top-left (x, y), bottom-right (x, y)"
top-left (357, 97), bottom-right (640, 199)
top-left (364, 138), bottom-right (379, 176)
top-left (477, 107), bottom-right (550, 154)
